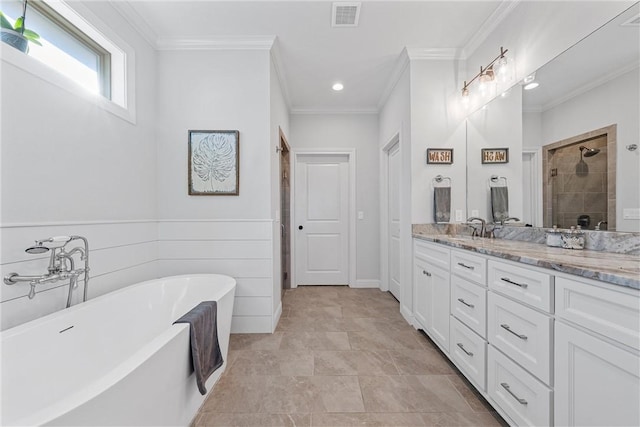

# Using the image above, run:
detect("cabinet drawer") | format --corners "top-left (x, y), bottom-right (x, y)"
top-left (488, 292), bottom-right (552, 384)
top-left (556, 277), bottom-right (640, 350)
top-left (451, 276), bottom-right (487, 338)
top-left (451, 316), bottom-right (487, 391)
top-left (488, 260), bottom-right (553, 312)
top-left (414, 239), bottom-right (450, 271)
top-left (451, 249), bottom-right (487, 286)
top-left (488, 346), bottom-right (552, 427)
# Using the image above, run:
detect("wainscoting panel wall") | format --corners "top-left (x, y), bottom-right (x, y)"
top-left (157, 220), bottom-right (274, 333)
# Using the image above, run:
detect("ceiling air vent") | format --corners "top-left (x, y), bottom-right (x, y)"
top-left (621, 13), bottom-right (640, 26)
top-left (332, 2), bottom-right (361, 27)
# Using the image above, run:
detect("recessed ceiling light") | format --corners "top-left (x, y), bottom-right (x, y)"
top-left (332, 82), bottom-right (344, 91)
top-left (524, 82), bottom-right (539, 90)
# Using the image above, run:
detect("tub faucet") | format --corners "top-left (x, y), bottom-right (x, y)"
top-left (3, 236), bottom-right (90, 307)
top-left (467, 217), bottom-right (486, 238)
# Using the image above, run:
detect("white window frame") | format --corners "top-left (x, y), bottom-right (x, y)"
top-left (1, 0), bottom-right (136, 123)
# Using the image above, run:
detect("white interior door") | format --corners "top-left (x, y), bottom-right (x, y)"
top-left (295, 154), bottom-right (349, 285)
top-left (388, 142), bottom-right (401, 299)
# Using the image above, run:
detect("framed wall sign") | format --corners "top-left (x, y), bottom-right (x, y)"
top-left (426, 148), bottom-right (454, 164)
top-left (188, 130), bottom-right (240, 195)
top-left (481, 148), bottom-right (509, 164)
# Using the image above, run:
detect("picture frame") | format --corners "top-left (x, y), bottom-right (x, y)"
top-left (426, 148), bottom-right (454, 164)
top-left (481, 148), bottom-right (509, 164)
top-left (188, 130), bottom-right (240, 195)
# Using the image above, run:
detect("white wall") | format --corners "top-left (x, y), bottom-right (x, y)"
top-left (269, 56), bottom-right (290, 327)
top-left (378, 62), bottom-right (412, 319)
top-left (0, 2), bottom-right (158, 330)
top-left (289, 113), bottom-right (380, 286)
top-left (539, 68), bottom-right (640, 232)
top-left (466, 87), bottom-right (523, 221)
top-left (409, 58), bottom-right (467, 224)
top-left (155, 48), bottom-right (276, 333)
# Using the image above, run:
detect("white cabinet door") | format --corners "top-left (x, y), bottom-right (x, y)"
top-left (425, 263), bottom-right (450, 354)
top-left (413, 257), bottom-right (430, 330)
top-left (555, 321), bottom-right (640, 427)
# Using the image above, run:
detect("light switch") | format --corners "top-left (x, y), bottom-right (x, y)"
top-left (455, 210), bottom-right (463, 222)
top-left (358, 211), bottom-right (364, 220)
top-left (623, 208), bottom-right (640, 219)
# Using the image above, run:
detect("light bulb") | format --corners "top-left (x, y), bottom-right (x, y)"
top-left (332, 82), bottom-right (344, 91)
top-left (495, 56), bottom-right (508, 82)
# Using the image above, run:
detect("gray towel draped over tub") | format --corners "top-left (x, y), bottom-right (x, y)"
top-left (490, 186), bottom-right (509, 223)
top-left (434, 187), bottom-right (451, 223)
top-left (174, 301), bottom-right (224, 395)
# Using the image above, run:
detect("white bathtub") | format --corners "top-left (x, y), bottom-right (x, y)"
top-left (0, 274), bottom-right (236, 426)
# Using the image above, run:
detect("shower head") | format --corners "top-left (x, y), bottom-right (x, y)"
top-left (25, 245), bottom-right (50, 255)
top-left (579, 146), bottom-right (600, 157)
top-left (24, 236), bottom-right (72, 254)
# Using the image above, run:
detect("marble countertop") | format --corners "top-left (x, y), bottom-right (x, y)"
top-left (412, 231), bottom-right (640, 290)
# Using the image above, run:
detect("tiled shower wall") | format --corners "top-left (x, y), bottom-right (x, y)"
top-left (551, 135), bottom-right (608, 229)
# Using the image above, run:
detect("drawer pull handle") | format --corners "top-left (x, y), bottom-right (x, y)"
top-left (422, 270), bottom-right (431, 277)
top-left (500, 277), bottom-right (528, 288)
top-left (501, 382), bottom-right (528, 405)
top-left (457, 262), bottom-right (475, 270)
top-left (500, 323), bottom-right (528, 340)
top-left (457, 298), bottom-right (475, 308)
top-left (456, 342), bottom-right (474, 357)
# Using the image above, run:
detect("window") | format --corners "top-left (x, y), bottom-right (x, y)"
top-left (3, 0), bottom-right (110, 97)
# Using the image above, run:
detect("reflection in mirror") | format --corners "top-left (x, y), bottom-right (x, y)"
top-left (466, 86), bottom-right (523, 223)
top-left (522, 3), bottom-right (639, 232)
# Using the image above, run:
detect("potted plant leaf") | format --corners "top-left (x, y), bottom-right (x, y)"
top-left (1, 0), bottom-right (41, 53)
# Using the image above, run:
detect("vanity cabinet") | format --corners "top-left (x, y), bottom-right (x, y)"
top-left (412, 237), bottom-right (639, 426)
top-left (413, 240), bottom-right (450, 353)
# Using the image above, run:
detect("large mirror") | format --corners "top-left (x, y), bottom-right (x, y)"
top-left (467, 3), bottom-right (640, 232)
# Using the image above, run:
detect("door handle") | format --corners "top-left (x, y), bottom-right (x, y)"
top-left (298, 225), bottom-right (304, 230)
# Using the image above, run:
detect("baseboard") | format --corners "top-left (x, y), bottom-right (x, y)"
top-left (352, 279), bottom-right (381, 289)
top-left (272, 301), bottom-right (282, 333)
top-left (400, 306), bottom-right (415, 327)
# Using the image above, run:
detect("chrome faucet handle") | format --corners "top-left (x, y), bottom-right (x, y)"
top-left (28, 282), bottom-right (37, 299)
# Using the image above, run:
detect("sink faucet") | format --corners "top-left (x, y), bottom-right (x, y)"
top-left (497, 217), bottom-right (520, 225)
top-left (467, 217), bottom-right (486, 238)
top-left (595, 220), bottom-right (608, 231)
top-left (4, 236), bottom-right (90, 307)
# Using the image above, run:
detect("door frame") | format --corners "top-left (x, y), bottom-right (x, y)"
top-left (522, 147), bottom-right (542, 226)
top-left (290, 148), bottom-right (357, 289)
top-left (380, 132), bottom-right (400, 293)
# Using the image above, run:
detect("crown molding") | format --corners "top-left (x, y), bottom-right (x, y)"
top-left (109, 1), bottom-right (159, 49)
top-left (462, 0), bottom-right (521, 59)
top-left (156, 36), bottom-right (276, 51)
top-left (540, 61), bottom-right (639, 112)
top-left (377, 48), bottom-right (411, 110)
top-left (269, 37), bottom-right (292, 110)
top-left (405, 48), bottom-right (461, 60)
top-left (290, 108), bottom-right (378, 115)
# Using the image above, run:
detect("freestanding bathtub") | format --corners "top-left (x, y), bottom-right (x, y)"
top-left (0, 274), bottom-right (236, 426)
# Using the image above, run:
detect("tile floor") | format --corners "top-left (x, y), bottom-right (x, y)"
top-left (194, 286), bottom-right (508, 427)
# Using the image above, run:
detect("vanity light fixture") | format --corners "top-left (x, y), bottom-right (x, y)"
top-left (461, 46), bottom-right (509, 100)
top-left (332, 82), bottom-right (344, 91)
